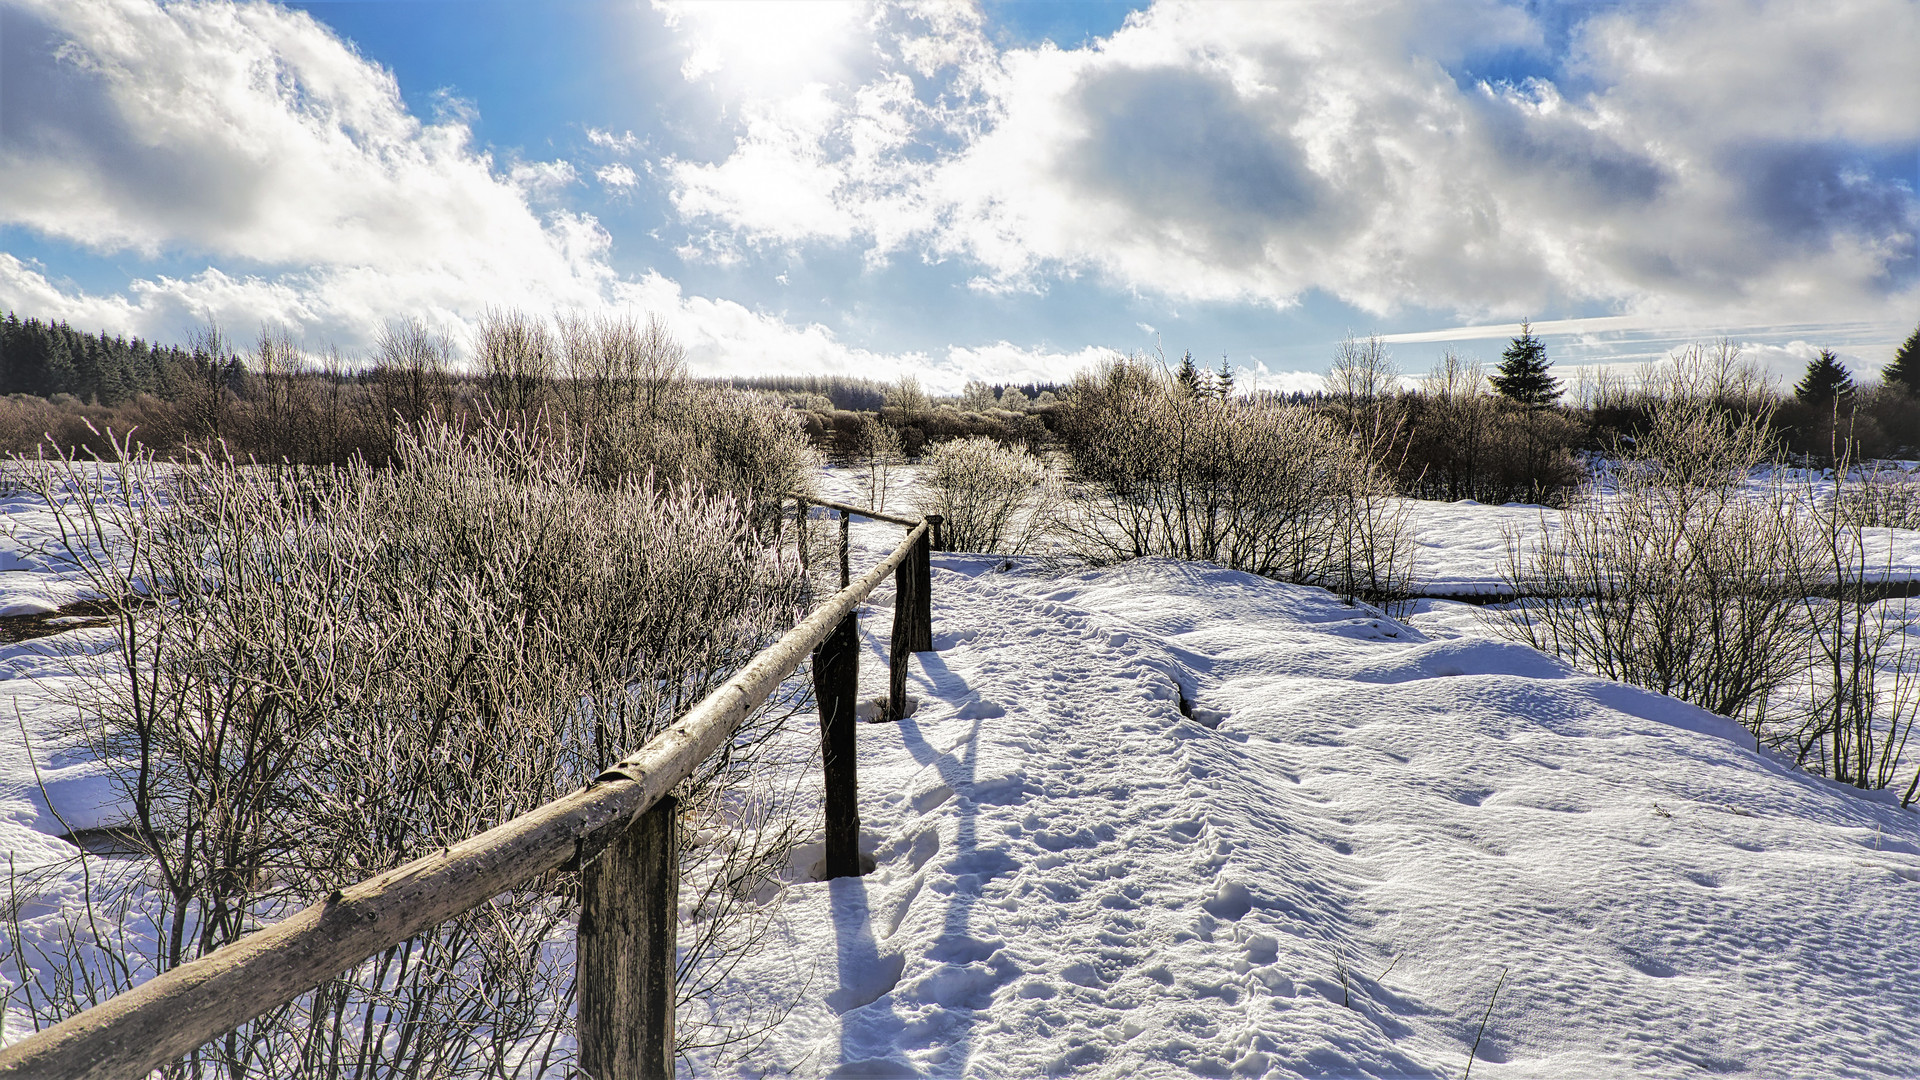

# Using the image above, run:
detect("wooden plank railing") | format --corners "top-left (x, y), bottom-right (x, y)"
top-left (0, 495), bottom-right (941, 1080)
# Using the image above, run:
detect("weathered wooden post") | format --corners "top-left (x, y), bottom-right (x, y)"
top-left (886, 541), bottom-right (917, 723)
top-left (927, 513), bottom-right (944, 553)
top-left (909, 525), bottom-right (933, 653)
top-left (796, 497), bottom-right (810, 575)
top-left (579, 797), bottom-right (679, 1080)
top-left (839, 508), bottom-right (851, 589)
top-left (812, 612), bottom-right (861, 878)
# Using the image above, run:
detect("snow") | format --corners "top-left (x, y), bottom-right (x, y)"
top-left (3, 467), bottom-right (1919, 1076)
top-left (1402, 501), bottom-right (1556, 598)
top-left (1403, 484), bottom-right (1920, 599)
top-left (726, 545), bottom-right (1920, 1077)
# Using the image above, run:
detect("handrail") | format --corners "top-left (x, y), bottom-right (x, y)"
top-left (0, 516), bottom-right (933, 1080)
top-left (796, 493), bottom-right (922, 529)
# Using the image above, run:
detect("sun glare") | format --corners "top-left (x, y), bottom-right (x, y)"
top-left (656, 0), bottom-right (872, 93)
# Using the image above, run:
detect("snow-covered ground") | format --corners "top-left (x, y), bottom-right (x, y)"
top-left (1405, 494), bottom-right (1920, 598)
top-left (0, 480), bottom-right (95, 617)
top-left (3, 468), bottom-right (1920, 1076)
top-left (727, 502), bottom-right (1920, 1078)
top-left (1402, 500), bottom-right (1554, 598)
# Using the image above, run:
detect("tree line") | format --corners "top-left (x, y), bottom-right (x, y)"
top-left (5, 306), bottom-right (1919, 503)
top-left (0, 312), bottom-right (205, 403)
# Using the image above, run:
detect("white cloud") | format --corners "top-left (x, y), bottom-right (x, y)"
top-left (0, 0), bottom-right (611, 326)
top-left (596, 163), bottom-right (640, 191)
top-left (586, 127), bottom-right (641, 154)
top-left (510, 159), bottom-right (580, 201)
top-left (653, 0), bottom-right (874, 93)
top-left (610, 270), bottom-right (1110, 392)
top-left (0, 0), bottom-right (1057, 389)
top-left (659, 0), bottom-right (1920, 328)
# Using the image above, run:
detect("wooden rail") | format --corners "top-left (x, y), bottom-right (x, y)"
top-left (0, 498), bottom-right (938, 1080)
top-left (797, 494), bottom-right (923, 530)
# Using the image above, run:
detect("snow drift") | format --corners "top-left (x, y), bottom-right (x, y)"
top-left (732, 550), bottom-right (1920, 1078)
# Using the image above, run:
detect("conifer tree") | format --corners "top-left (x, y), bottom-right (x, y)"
top-left (1215, 356), bottom-right (1235, 399)
top-left (1175, 350), bottom-right (1203, 397)
top-left (1490, 320), bottom-right (1559, 407)
top-left (1882, 322), bottom-right (1920, 394)
top-left (1794, 348), bottom-right (1855, 405)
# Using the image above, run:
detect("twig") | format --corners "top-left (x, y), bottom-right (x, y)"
top-left (1463, 965), bottom-right (1509, 1080)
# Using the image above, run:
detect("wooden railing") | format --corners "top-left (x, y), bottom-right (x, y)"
top-left (0, 496), bottom-right (943, 1080)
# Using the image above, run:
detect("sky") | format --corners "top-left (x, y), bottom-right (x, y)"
top-left (0, 0), bottom-right (1916, 393)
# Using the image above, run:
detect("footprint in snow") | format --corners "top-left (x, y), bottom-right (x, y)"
top-left (1202, 880), bottom-right (1255, 920)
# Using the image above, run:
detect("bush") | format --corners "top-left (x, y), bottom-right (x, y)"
top-left (551, 315), bottom-right (818, 509)
top-left (1056, 355), bottom-right (1413, 605)
top-left (1500, 393), bottom-right (1811, 724)
top-left (1501, 372), bottom-right (1920, 802)
top-left (914, 437), bottom-right (1053, 553)
top-left (3, 417), bottom-right (811, 1074)
top-left (1782, 455), bottom-right (1920, 799)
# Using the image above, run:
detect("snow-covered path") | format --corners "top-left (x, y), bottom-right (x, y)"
top-left (736, 550), bottom-right (1920, 1078)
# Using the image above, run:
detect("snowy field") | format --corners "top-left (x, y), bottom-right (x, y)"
top-left (2, 470), bottom-right (1919, 1076)
top-left (1406, 491), bottom-right (1920, 599)
top-left (720, 478), bottom-right (1920, 1077)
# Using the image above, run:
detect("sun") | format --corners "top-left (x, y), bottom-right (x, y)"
top-left (655, 0), bottom-right (873, 94)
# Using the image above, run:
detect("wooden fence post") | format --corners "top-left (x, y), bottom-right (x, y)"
top-left (579, 797), bottom-right (679, 1080)
top-left (886, 545), bottom-right (916, 722)
top-left (813, 612), bottom-right (861, 878)
top-left (927, 513), bottom-right (944, 553)
top-left (910, 527), bottom-right (933, 653)
top-left (839, 509), bottom-right (851, 589)
top-left (796, 498), bottom-right (809, 575)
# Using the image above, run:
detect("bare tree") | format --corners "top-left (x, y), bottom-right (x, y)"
top-left (373, 316), bottom-right (456, 435)
top-left (854, 416), bottom-right (904, 513)
top-left (475, 307), bottom-right (557, 416)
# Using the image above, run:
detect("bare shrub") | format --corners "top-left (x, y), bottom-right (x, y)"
top-left (1057, 355), bottom-right (1413, 604)
top-left (1838, 463), bottom-right (1920, 531)
top-left (1502, 356), bottom-right (1920, 801)
top-left (3, 415), bottom-right (811, 1074)
top-left (1409, 351), bottom-right (1495, 501)
top-left (1500, 391), bottom-right (1813, 724)
top-left (1779, 450), bottom-right (1920, 802)
top-left (1641, 339), bottom-right (1777, 417)
top-left (556, 314), bottom-right (818, 507)
top-left (853, 416), bottom-right (904, 513)
top-left (1374, 347), bottom-right (1588, 506)
top-left (914, 437), bottom-right (1054, 554)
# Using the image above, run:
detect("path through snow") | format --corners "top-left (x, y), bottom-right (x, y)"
top-left (730, 544), bottom-right (1920, 1078)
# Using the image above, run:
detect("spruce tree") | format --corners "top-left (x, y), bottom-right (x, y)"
top-left (1883, 322), bottom-right (1920, 395)
top-left (1215, 356), bottom-right (1235, 399)
top-left (1490, 321), bottom-right (1560, 407)
top-left (1175, 350), bottom-right (1203, 397)
top-left (1795, 348), bottom-right (1855, 405)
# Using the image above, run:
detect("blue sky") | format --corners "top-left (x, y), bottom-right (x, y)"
top-left (1, 0), bottom-right (1915, 391)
